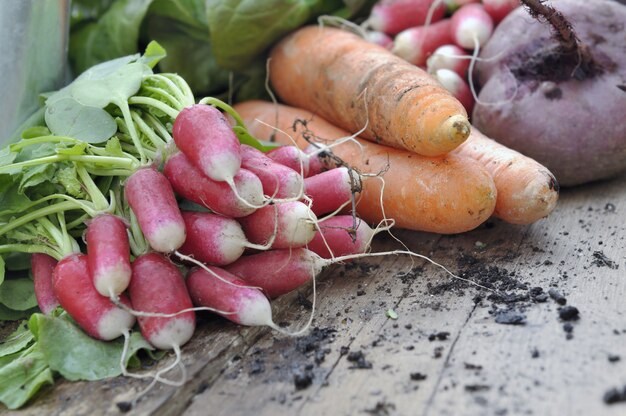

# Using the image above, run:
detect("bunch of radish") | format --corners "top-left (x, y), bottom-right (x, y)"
top-left (362, 0), bottom-right (520, 114)
top-left (29, 101), bottom-right (377, 354)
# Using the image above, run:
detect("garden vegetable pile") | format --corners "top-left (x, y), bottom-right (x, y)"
top-left (1, 0), bottom-right (623, 410)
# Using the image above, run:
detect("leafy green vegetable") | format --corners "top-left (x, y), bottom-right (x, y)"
top-left (69, 0), bottom-right (155, 74)
top-left (0, 345), bottom-right (54, 410)
top-left (149, 0), bottom-right (209, 30)
top-left (45, 98), bottom-right (118, 143)
top-left (145, 15), bottom-right (230, 95)
top-left (0, 279), bottom-right (37, 311)
top-left (0, 305), bottom-right (39, 321)
top-left (0, 321), bottom-right (34, 357)
top-left (206, 0), bottom-right (339, 71)
top-left (29, 314), bottom-right (153, 381)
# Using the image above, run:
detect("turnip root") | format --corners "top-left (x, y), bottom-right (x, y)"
top-left (473, 0), bottom-right (626, 186)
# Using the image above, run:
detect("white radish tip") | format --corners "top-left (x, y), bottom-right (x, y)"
top-left (97, 307), bottom-right (136, 341)
top-left (391, 30), bottom-right (419, 64)
top-left (237, 295), bottom-right (274, 327)
top-left (149, 222), bottom-right (186, 253)
top-left (436, 69), bottom-right (463, 94)
top-left (282, 203), bottom-right (318, 247)
top-left (201, 151), bottom-right (242, 183)
top-left (216, 221), bottom-right (248, 264)
top-left (148, 317), bottom-right (196, 350)
top-left (456, 19), bottom-right (492, 48)
top-left (94, 265), bottom-right (131, 297)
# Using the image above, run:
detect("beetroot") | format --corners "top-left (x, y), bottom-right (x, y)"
top-left (473, 0), bottom-right (626, 186)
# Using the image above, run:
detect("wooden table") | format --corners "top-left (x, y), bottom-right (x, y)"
top-left (10, 173), bottom-right (626, 416)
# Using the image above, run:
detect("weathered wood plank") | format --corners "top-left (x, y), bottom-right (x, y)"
top-left (424, 174), bottom-right (626, 416)
top-left (5, 174), bottom-right (626, 416)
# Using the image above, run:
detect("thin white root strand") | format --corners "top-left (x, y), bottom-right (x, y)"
top-left (316, 199), bottom-right (353, 222)
top-left (242, 203), bottom-right (279, 251)
top-left (127, 345), bottom-right (187, 410)
top-left (225, 177), bottom-right (272, 210)
top-left (469, 34), bottom-right (519, 107)
top-left (318, 15), bottom-right (368, 39)
top-left (328, 250), bottom-right (499, 294)
top-left (110, 290), bottom-right (236, 319)
top-left (173, 250), bottom-right (264, 291)
top-left (267, 261), bottom-right (317, 337)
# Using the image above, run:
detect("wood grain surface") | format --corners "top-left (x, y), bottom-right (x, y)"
top-left (5, 173), bottom-right (626, 416)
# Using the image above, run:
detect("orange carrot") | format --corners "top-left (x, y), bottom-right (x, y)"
top-left (234, 101), bottom-right (496, 234)
top-left (269, 26), bottom-right (471, 157)
top-left (451, 129), bottom-right (559, 224)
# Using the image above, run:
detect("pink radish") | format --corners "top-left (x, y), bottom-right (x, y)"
top-left (179, 211), bottom-right (250, 266)
top-left (164, 152), bottom-right (264, 218)
top-left (482, 0), bottom-right (519, 24)
top-left (365, 31), bottom-right (394, 49)
top-left (307, 215), bottom-right (376, 259)
top-left (186, 266), bottom-right (278, 328)
top-left (125, 167), bottom-right (186, 253)
top-left (303, 144), bottom-right (328, 177)
top-left (426, 44), bottom-right (470, 77)
top-left (435, 68), bottom-right (474, 114)
top-left (172, 104), bottom-right (241, 183)
top-left (266, 145), bottom-right (310, 177)
top-left (31, 253), bottom-right (59, 315)
top-left (239, 201), bottom-right (317, 249)
top-left (392, 19), bottom-right (454, 66)
top-left (366, 0), bottom-right (447, 35)
top-left (53, 254), bottom-right (135, 341)
top-left (226, 248), bottom-right (323, 299)
top-left (450, 3), bottom-right (494, 49)
top-left (128, 253), bottom-right (195, 350)
top-left (304, 167), bottom-right (361, 216)
top-left (240, 144), bottom-right (304, 199)
top-left (86, 214), bottom-right (132, 297)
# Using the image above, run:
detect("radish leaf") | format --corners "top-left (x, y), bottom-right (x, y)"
top-left (29, 313), bottom-right (153, 381)
top-left (0, 279), bottom-right (37, 311)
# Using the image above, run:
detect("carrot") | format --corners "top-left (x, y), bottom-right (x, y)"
top-left (451, 128), bottom-right (559, 224)
top-left (234, 101), bottom-right (496, 234)
top-left (269, 26), bottom-right (471, 157)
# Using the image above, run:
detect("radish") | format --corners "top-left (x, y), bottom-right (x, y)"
top-left (238, 201), bottom-right (317, 249)
top-left (86, 214), bottom-right (132, 297)
top-left (31, 253), bottom-right (59, 315)
top-left (179, 211), bottom-right (266, 266)
top-left (128, 253), bottom-right (195, 350)
top-left (240, 144), bottom-right (304, 199)
top-left (186, 266), bottom-right (279, 328)
top-left (482, 0), bottom-right (520, 24)
top-left (164, 152), bottom-right (264, 218)
top-left (266, 145), bottom-right (310, 177)
top-left (172, 104), bottom-right (241, 183)
top-left (450, 3), bottom-right (494, 49)
top-left (124, 167), bottom-right (186, 253)
top-left (426, 44), bottom-right (470, 77)
top-left (365, 0), bottom-right (447, 35)
top-left (435, 69), bottom-right (474, 114)
top-left (53, 253), bottom-right (135, 341)
top-left (307, 215), bottom-right (376, 259)
top-left (303, 144), bottom-right (328, 177)
top-left (365, 31), bottom-right (394, 49)
top-left (392, 19), bottom-right (454, 66)
top-left (304, 167), bottom-right (361, 216)
top-left (226, 248), bottom-right (323, 299)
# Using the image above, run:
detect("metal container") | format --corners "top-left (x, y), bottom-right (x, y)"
top-left (0, 0), bottom-right (70, 145)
